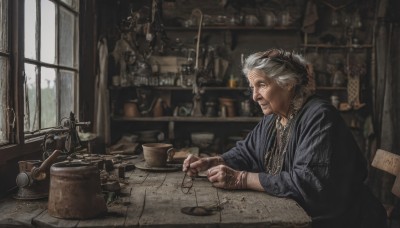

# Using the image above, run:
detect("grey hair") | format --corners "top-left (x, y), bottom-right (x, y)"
top-left (242, 49), bottom-right (314, 111)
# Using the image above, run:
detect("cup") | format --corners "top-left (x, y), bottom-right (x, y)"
top-left (142, 143), bottom-right (175, 167)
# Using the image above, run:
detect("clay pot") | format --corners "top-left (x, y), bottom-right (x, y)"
top-left (219, 98), bottom-right (236, 117)
top-left (153, 98), bottom-right (164, 117)
top-left (124, 100), bottom-right (140, 117)
top-left (142, 143), bottom-right (175, 167)
top-left (48, 162), bottom-right (107, 219)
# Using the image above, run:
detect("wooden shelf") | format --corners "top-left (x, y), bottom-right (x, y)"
top-left (316, 86), bottom-right (347, 91)
top-left (154, 86), bottom-right (249, 91)
top-left (109, 86), bottom-right (249, 91)
top-left (165, 26), bottom-right (298, 31)
top-left (112, 116), bottom-right (262, 122)
top-left (302, 44), bottom-right (373, 49)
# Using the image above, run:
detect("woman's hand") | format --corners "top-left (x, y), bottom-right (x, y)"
top-left (182, 155), bottom-right (210, 177)
top-left (207, 165), bottom-right (247, 190)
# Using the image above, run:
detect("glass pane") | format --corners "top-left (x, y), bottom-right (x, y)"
top-left (40, 0), bottom-right (56, 64)
top-left (41, 67), bottom-right (56, 128)
top-left (60, 70), bottom-right (75, 120)
top-left (0, 57), bottom-right (9, 144)
top-left (24, 0), bottom-right (37, 59)
top-left (60, 0), bottom-right (79, 11)
top-left (24, 63), bottom-right (39, 132)
top-left (0, 0), bottom-right (8, 52)
top-left (59, 7), bottom-right (74, 67)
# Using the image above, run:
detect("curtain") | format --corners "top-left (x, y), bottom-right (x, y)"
top-left (368, 0), bottom-right (400, 205)
top-left (94, 37), bottom-right (111, 146)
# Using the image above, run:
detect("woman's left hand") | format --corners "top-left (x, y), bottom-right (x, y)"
top-left (207, 165), bottom-right (244, 190)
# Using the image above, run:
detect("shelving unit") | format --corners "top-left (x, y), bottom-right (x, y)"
top-left (301, 6), bottom-right (373, 134)
top-left (107, 2), bottom-right (317, 151)
top-left (109, 84), bottom-right (261, 150)
top-left (101, 0), bottom-right (375, 157)
top-left (302, 23), bottom-right (372, 105)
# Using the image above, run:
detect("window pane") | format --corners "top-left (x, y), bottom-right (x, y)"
top-left (59, 6), bottom-right (74, 67)
top-left (40, 0), bottom-right (56, 64)
top-left (60, 70), bottom-right (75, 119)
top-left (0, 57), bottom-right (9, 144)
top-left (24, 0), bottom-right (37, 60)
top-left (24, 63), bottom-right (39, 132)
top-left (0, 0), bottom-right (8, 52)
top-left (60, 0), bottom-right (79, 11)
top-left (41, 67), bottom-right (56, 128)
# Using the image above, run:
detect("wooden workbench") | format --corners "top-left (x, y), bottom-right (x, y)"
top-left (0, 162), bottom-right (311, 227)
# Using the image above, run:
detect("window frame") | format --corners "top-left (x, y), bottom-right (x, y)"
top-left (24, 0), bottom-right (79, 135)
top-left (0, 0), bottom-right (12, 145)
top-left (0, 0), bottom-right (79, 162)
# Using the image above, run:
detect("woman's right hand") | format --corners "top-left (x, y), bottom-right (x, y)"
top-left (182, 155), bottom-right (211, 177)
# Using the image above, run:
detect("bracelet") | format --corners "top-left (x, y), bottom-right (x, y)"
top-left (234, 171), bottom-right (248, 189)
top-left (242, 171), bottom-right (248, 189)
top-left (235, 171), bottom-right (243, 189)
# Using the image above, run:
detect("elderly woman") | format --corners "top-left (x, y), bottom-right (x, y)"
top-left (183, 49), bottom-right (387, 227)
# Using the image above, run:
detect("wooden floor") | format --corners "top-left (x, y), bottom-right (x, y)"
top-left (0, 160), bottom-right (311, 227)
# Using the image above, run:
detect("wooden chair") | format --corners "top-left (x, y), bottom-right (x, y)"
top-left (371, 149), bottom-right (400, 227)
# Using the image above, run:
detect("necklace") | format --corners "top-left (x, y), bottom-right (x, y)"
top-left (264, 106), bottom-right (298, 175)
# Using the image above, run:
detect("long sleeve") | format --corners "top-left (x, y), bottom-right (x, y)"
top-left (261, 103), bottom-right (366, 219)
top-left (221, 96), bottom-right (371, 225)
top-left (221, 115), bottom-right (274, 172)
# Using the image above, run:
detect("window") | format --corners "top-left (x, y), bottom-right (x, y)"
top-left (0, 0), bottom-right (10, 145)
top-left (0, 0), bottom-right (79, 146)
top-left (24, 0), bottom-right (79, 136)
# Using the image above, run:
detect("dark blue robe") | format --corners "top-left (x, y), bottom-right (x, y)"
top-left (221, 96), bottom-right (387, 227)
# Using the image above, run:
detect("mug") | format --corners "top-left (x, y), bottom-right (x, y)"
top-left (142, 143), bottom-right (175, 167)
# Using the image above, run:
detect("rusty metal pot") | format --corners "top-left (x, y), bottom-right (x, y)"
top-left (15, 150), bottom-right (62, 200)
top-left (14, 160), bottom-right (49, 200)
top-left (48, 161), bottom-right (107, 219)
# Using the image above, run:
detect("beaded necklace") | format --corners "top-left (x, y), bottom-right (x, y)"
top-left (264, 105), bottom-right (298, 175)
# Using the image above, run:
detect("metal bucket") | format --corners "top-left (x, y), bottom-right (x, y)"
top-left (48, 162), bottom-right (107, 219)
top-left (14, 160), bottom-right (49, 200)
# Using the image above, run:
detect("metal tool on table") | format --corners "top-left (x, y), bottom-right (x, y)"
top-left (42, 112), bottom-right (91, 160)
top-left (14, 112), bottom-right (90, 200)
top-left (14, 150), bottom-right (61, 199)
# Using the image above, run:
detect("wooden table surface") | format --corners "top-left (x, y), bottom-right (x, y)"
top-left (0, 161), bottom-right (311, 228)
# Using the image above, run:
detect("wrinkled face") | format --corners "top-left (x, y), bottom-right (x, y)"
top-left (247, 69), bottom-right (292, 117)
